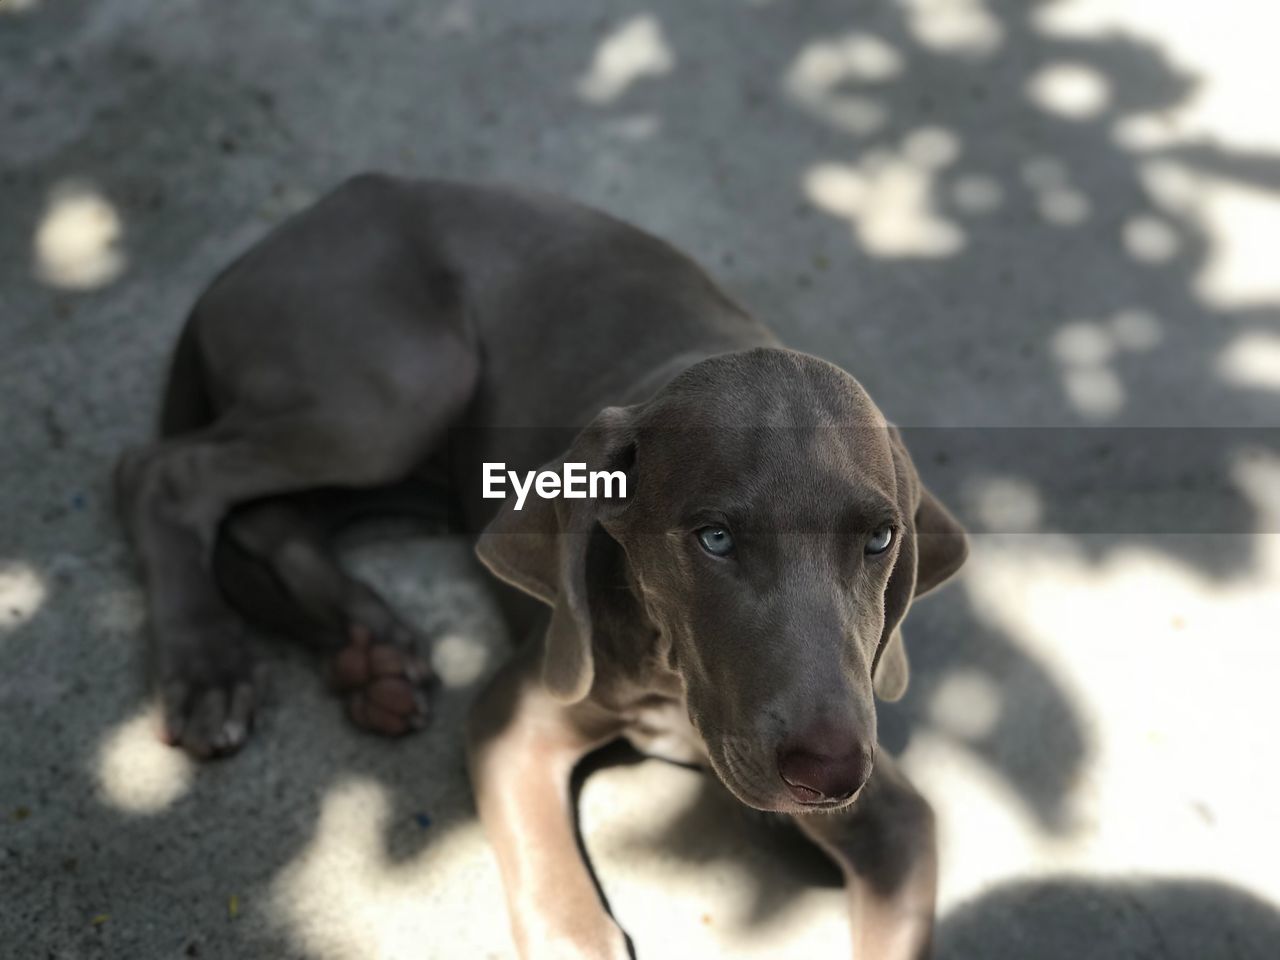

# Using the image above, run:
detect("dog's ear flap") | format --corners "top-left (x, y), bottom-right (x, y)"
top-left (914, 485), bottom-right (968, 596)
top-left (875, 628), bottom-right (911, 702)
top-left (475, 407), bottom-right (636, 704)
top-left (874, 427), bottom-right (968, 701)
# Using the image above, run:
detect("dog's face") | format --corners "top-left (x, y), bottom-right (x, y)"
top-left (477, 348), bottom-right (966, 816)
top-left (616, 443), bottom-right (895, 810)
top-left (609, 352), bottom-right (909, 813)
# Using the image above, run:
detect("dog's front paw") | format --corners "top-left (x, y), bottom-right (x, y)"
top-left (329, 624), bottom-right (433, 736)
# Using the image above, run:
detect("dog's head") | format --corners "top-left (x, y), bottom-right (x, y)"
top-left (477, 348), bottom-right (966, 814)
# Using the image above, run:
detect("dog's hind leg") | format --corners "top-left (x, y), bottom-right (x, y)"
top-left (213, 485), bottom-right (453, 736)
top-left (115, 175), bottom-right (487, 757)
top-left (116, 337), bottom-right (478, 758)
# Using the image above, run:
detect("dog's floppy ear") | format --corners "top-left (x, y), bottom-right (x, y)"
top-left (874, 427), bottom-right (968, 701)
top-left (913, 484), bottom-right (969, 597)
top-left (475, 407), bottom-right (636, 704)
top-left (876, 628), bottom-right (911, 702)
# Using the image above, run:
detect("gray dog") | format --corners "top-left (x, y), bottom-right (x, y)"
top-left (116, 175), bottom-right (967, 960)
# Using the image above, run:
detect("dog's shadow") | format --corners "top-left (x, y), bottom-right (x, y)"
top-left (937, 876), bottom-right (1280, 960)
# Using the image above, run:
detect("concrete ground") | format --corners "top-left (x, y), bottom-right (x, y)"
top-left (3, 0), bottom-right (1280, 957)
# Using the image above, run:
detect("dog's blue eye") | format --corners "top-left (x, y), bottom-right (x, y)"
top-left (697, 526), bottom-right (735, 557)
top-left (866, 526), bottom-right (894, 555)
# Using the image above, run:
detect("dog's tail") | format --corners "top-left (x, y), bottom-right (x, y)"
top-left (158, 317), bottom-right (215, 437)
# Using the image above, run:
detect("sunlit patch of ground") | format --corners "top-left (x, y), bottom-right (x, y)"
top-left (921, 481), bottom-right (1280, 909)
top-left (270, 777), bottom-right (509, 960)
top-left (95, 705), bottom-right (195, 814)
top-left (33, 180), bottom-right (127, 290)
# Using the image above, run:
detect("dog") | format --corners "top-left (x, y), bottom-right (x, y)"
top-left (116, 174), bottom-right (967, 959)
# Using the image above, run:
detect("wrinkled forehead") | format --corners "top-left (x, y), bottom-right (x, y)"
top-left (641, 421), bottom-right (898, 515)
top-left (635, 352), bottom-right (899, 523)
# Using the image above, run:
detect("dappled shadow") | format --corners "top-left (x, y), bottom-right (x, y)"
top-left (0, 536), bottom-right (507, 959)
top-left (879, 585), bottom-right (1087, 833)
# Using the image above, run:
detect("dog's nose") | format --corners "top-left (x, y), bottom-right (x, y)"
top-left (777, 739), bottom-right (873, 804)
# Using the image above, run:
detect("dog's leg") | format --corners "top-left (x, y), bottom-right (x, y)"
top-left (115, 412), bottom-right (448, 757)
top-left (214, 496), bottom-right (436, 735)
top-left (791, 752), bottom-right (937, 960)
top-left (468, 640), bottom-right (629, 960)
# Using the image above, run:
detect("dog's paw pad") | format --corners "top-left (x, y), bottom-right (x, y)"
top-left (330, 625), bottom-right (432, 737)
